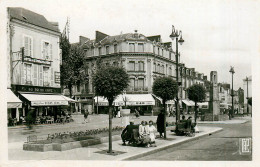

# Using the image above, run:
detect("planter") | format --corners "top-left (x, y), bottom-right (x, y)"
top-left (121, 109), bottom-right (130, 116)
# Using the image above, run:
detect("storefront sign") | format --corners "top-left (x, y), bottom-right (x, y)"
top-left (23, 56), bottom-right (51, 65)
top-left (12, 85), bottom-right (61, 94)
top-left (55, 72), bottom-right (60, 83)
top-left (31, 101), bottom-right (68, 106)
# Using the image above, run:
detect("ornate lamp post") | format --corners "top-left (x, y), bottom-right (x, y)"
top-left (170, 25), bottom-right (184, 122)
top-left (229, 66), bottom-right (235, 118)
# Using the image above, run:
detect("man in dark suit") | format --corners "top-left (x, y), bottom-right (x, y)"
top-left (121, 121), bottom-right (136, 145)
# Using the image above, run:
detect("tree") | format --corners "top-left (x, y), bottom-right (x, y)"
top-left (152, 77), bottom-right (178, 139)
top-left (248, 97), bottom-right (252, 106)
top-left (187, 84), bottom-right (206, 123)
top-left (93, 66), bottom-right (129, 153)
top-left (60, 35), bottom-right (88, 97)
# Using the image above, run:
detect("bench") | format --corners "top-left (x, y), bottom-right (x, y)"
top-left (174, 120), bottom-right (196, 136)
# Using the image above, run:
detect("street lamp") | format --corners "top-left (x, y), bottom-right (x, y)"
top-left (245, 76), bottom-right (249, 116)
top-left (170, 25), bottom-right (184, 122)
top-left (229, 66), bottom-right (235, 118)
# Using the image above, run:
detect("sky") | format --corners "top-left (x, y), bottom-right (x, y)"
top-left (2, 0), bottom-right (259, 90)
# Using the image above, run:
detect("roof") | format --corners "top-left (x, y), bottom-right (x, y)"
top-left (82, 32), bottom-right (149, 48)
top-left (9, 7), bottom-right (60, 33)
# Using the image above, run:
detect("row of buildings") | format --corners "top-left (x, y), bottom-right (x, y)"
top-left (6, 8), bottom-right (251, 123)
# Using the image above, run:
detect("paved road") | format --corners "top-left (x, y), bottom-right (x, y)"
top-left (134, 119), bottom-right (252, 161)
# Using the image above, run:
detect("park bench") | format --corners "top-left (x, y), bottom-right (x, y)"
top-left (174, 120), bottom-right (196, 136)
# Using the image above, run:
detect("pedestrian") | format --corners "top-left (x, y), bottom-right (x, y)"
top-left (156, 109), bottom-right (165, 138)
top-left (148, 120), bottom-right (157, 147)
top-left (121, 121), bottom-right (135, 145)
top-left (135, 109), bottom-right (140, 118)
top-left (84, 109), bottom-right (89, 123)
top-left (228, 107), bottom-right (232, 120)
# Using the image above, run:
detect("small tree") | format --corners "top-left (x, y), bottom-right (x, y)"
top-left (187, 84), bottom-right (206, 123)
top-left (152, 77), bottom-right (178, 139)
top-left (93, 66), bottom-right (129, 153)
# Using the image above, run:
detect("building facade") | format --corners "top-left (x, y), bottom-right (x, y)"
top-left (70, 30), bottom-right (207, 114)
top-left (7, 8), bottom-right (70, 122)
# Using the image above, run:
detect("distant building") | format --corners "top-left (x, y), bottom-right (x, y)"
top-left (243, 76), bottom-right (252, 114)
top-left (70, 30), bottom-right (207, 114)
top-left (7, 8), bottom-right (70, 123)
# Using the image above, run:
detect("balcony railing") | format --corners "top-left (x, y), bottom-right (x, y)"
top-left (43, 82), bottom-right (50, 87)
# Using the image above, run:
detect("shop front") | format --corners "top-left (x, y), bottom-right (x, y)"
top-left (11, 85), bottom-right (73, 121)
top-left (7, 88), bottom-right (22, 126)
top-left (94, 94), bottom-right (155, 115)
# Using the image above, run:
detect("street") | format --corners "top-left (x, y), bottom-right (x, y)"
top-left (134, 118), bottom-right (252, 161)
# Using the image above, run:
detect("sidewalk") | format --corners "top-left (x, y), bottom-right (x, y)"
top-left (197, 116), bottom-right (250, 124)
top-left (8, 126), bottom-right (222, 160)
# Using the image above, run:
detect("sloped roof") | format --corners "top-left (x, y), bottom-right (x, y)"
top-left (9, 7), bottom-right (60, 33)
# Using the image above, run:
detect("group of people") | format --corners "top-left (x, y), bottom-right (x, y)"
top-left (121, 120), bottom-right (157, 147)
top-left (121, 110), bottom-right (166, 148)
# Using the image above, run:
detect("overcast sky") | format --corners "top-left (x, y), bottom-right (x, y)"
top-left (2, 0), bottom-right (259, 90)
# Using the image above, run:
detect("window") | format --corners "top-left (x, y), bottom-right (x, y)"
top-left (138, 61), bottom-right (144, 71)
top-left (138, 43), bottom-right (144, 52)
top-left (162, 49), bottom-right (164, 56)
top-left (24, 64), bottom-right (32, 84)
top-left (85, 83), bottom-right (89, 93)
top-left (153, 63), bottom-right (156, 72)
top-left (158, 48), bottom-right (160, 55)
top-left (161, 65), bottom-right (164, 74)
top-left (169, 67), bottom-right (172, 76)
top-left (114, 44), bottom-right (117, 53)
top-left (106, 46), bottom-right (109, 54)
top-left (42, 41), bottom-right (52, 60)
top-left (169, 52), bottom-right (171, 60)
top-left (153, 46), bottom-right (155, 53)
top-left (43, 67), bottom-right (49, 86)
top-left (128, 61), bottom-right (135, 71)
top-left (129, 43), bottom-right (135, 52)
top-left (138, 78), bottom-right (144, 89)
top-left (130, 78), bottom-right (135, 90)
top-left (77, 81), bottom-right (80, 92)
top-left (24, 36), bottom-right (32, 57)
top-left (157, 64), bottom-right (160, 73)
top-left (98, 47), bottom-right (102, 56)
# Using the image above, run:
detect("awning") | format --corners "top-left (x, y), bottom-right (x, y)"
top-left (21, 93), bottom-right (69, 106)
top-left (94, 94), bottom-right (155, 106)
top-left (7, 89), bottom-right (22, 108)
top-left (182, 99), bottom-right (195, 106)
top-left (61, 95), bottom-right (76, 103)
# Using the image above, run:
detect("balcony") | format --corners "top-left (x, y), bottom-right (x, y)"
top-left (127, 87), bottom-right (149, 93)
top-left (25, 80), bottom-right (32, 85)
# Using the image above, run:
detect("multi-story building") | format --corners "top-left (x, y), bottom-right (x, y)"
top-left (243, 76), bottom-right (252, 114)
top-left (7, 8), bottom-right (71, 122)
top-left (70, 30), bottom-right (207, 114)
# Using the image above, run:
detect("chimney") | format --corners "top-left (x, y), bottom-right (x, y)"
top-left (79, 36), bottom-right (90, 45)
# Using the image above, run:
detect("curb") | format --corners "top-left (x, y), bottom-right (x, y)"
top-left (197, 120), bottom-right (248, 124)
top-left (122, 127), bottom-right (223, 161)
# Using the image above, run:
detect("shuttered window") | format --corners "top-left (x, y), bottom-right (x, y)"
top-left (24, 36), bottom-right (32, 57)
top-left (24, 64), bottom-right (32, 84)
top-left (33, 65), bottom-right (38, 86)
top-left (43, 67), bottom-right (49, 86)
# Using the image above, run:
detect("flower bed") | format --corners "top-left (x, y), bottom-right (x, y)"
top-left (23, 126), bottom-right (124, 152)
